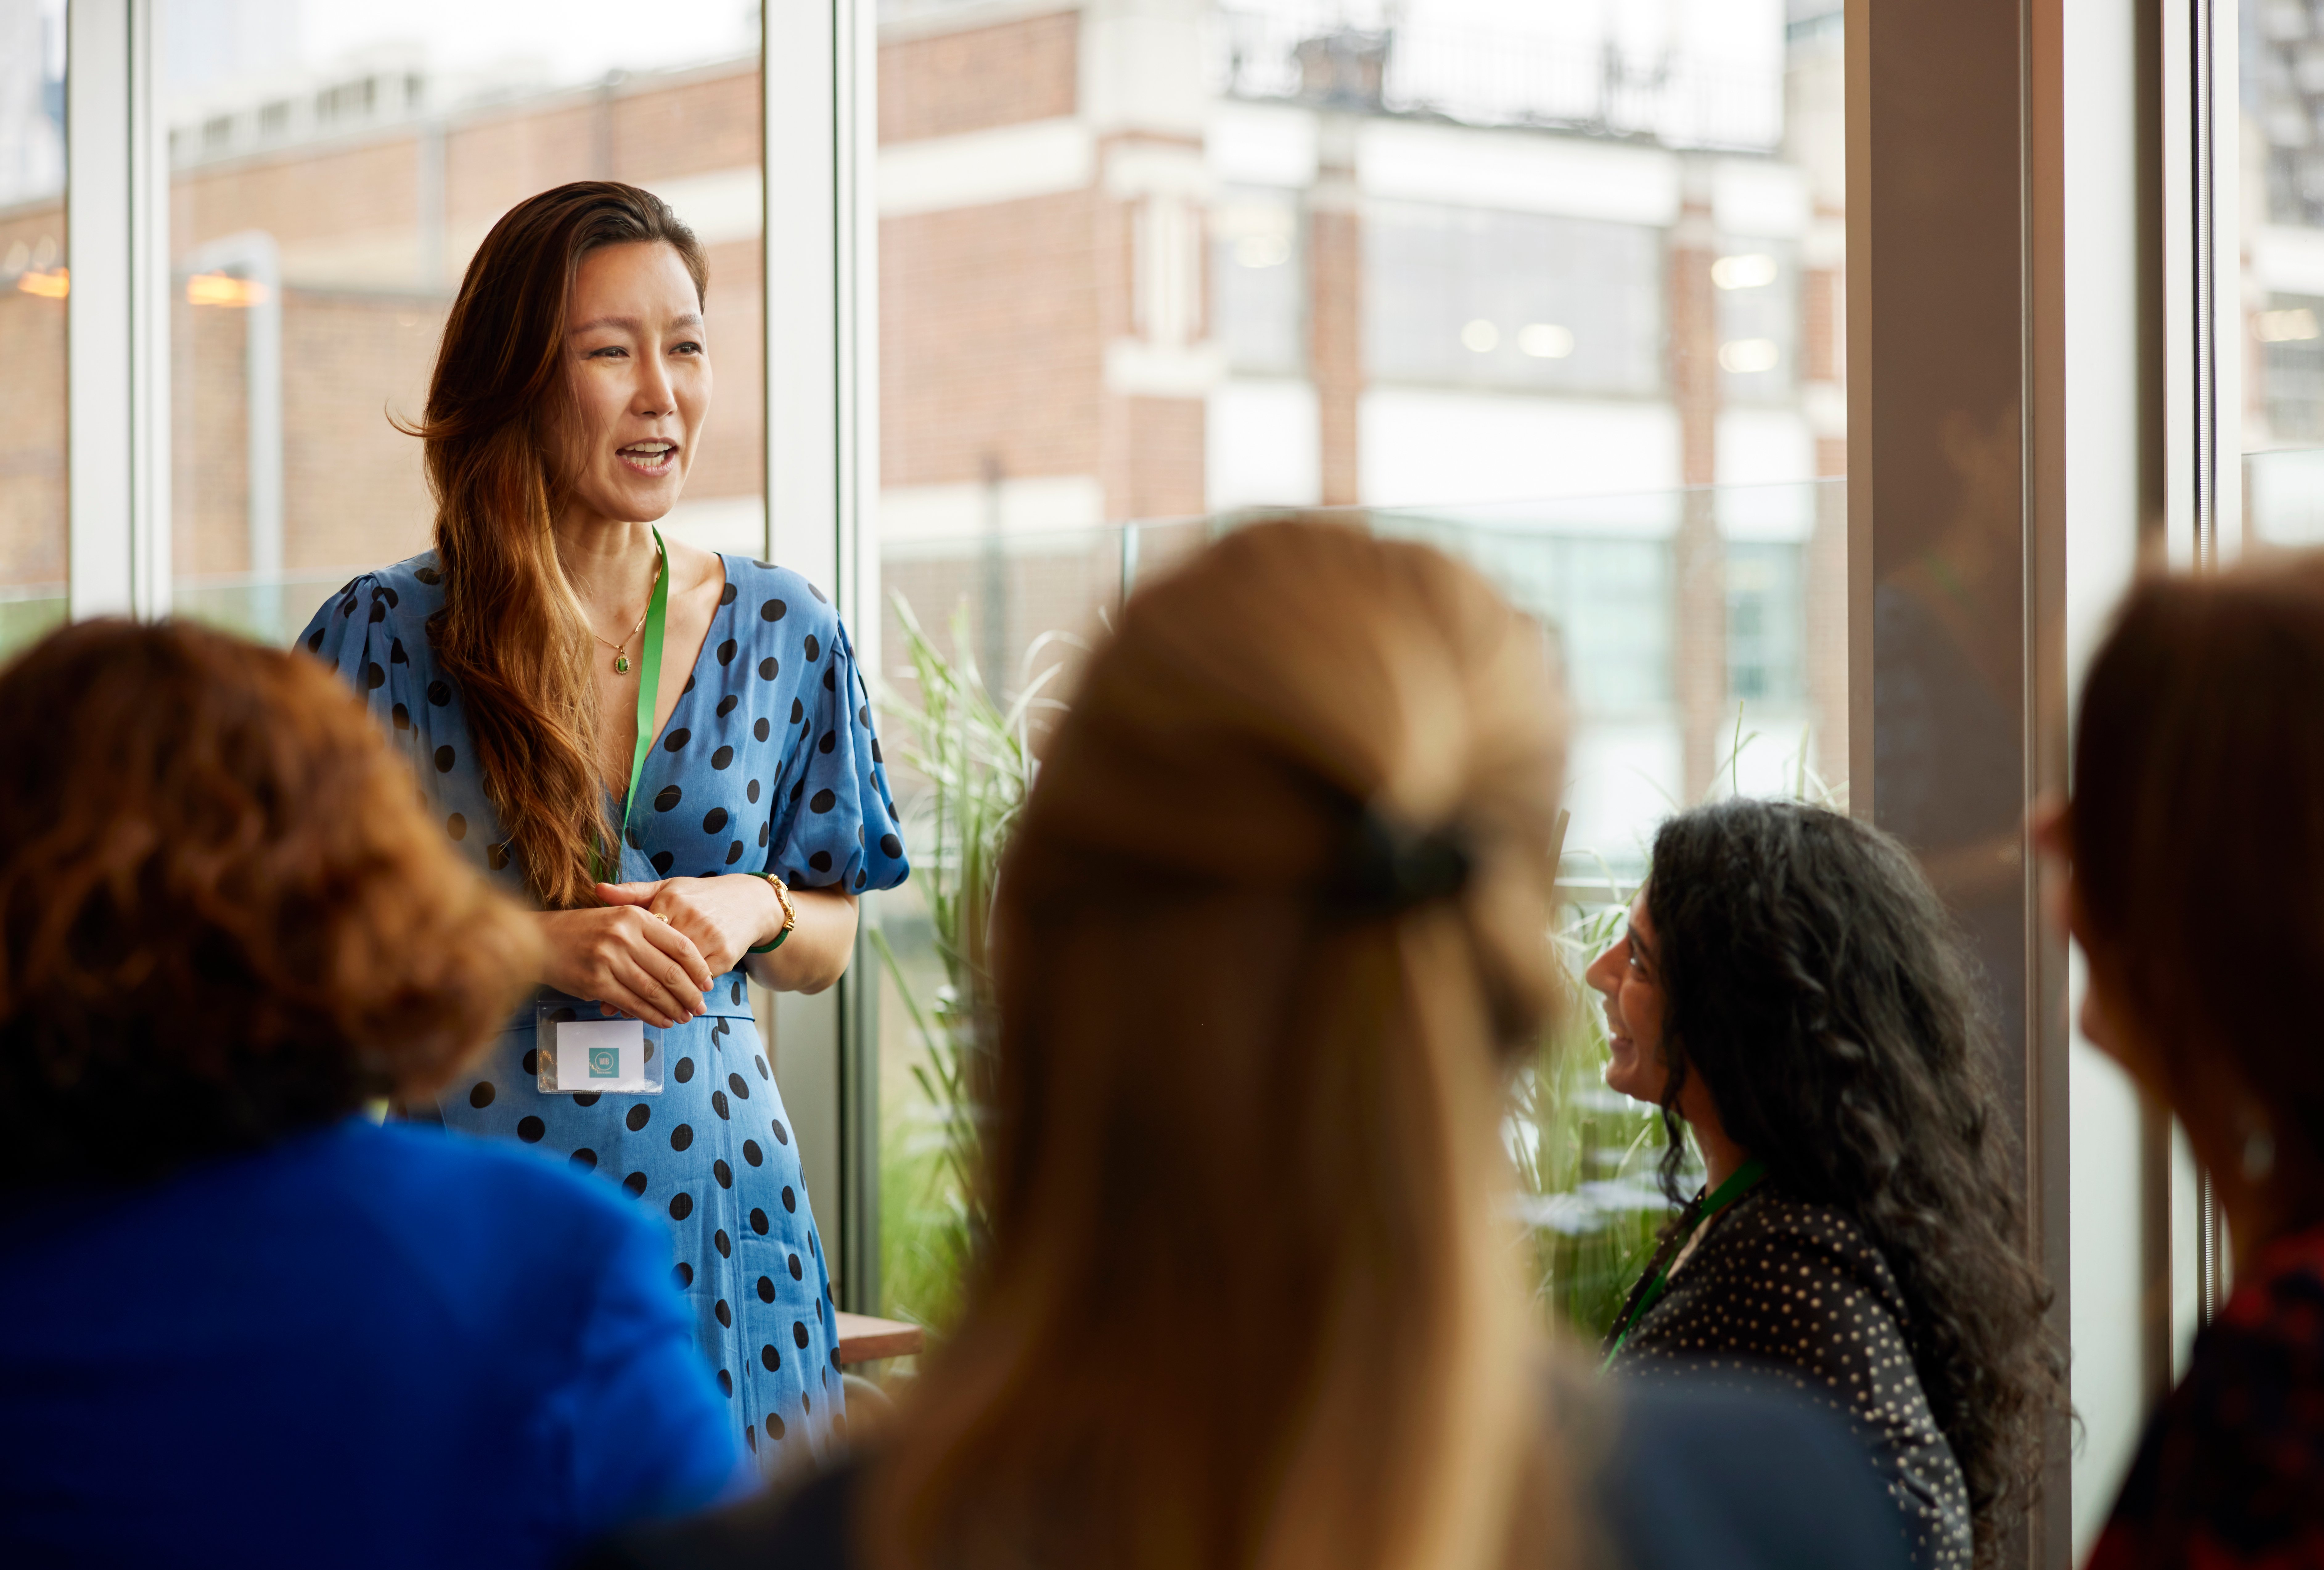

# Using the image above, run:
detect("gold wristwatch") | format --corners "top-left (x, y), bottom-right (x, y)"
top-left (746, 872), bottom-right (797, 954)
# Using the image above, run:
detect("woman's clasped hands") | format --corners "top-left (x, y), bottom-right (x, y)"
top-left (598, 875), bottom-right (783, 976)
top-left (536, 874), bottom-right (786, 1027)
top-left (535, 892), bottom-right (709, 1029)
top-left (532, 878), bottom-right (756, 1027)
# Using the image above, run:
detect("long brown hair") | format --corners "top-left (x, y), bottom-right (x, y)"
top-left (2071, 550), bottom-right (2324, 1219)
top-left (416, 181), bottom-right (708, 908)
top-left (0, 619), bottom-right (539, 1183)
top-left (869, 520), bottom-right (1574, 1570)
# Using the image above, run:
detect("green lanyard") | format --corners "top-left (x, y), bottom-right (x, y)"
top-left (1601, 1156), bottom-right (1767, 1367)
top-left (594, 528), bottom-right (670, 883)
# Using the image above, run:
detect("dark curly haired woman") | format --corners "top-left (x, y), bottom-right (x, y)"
top-left (1585, 799), bottom-right (2063, 1570)
top-left (0, 620), bottom-right (744, 1568)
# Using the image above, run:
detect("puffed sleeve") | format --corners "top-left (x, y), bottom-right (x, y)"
top-left (296, 573), bottom-right (427, 775)
top-left (767, 613), bottom-right (911, 896)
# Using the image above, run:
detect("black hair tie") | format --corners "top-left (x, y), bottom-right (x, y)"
top-left (1322, 806), bottom-right (1474, 920)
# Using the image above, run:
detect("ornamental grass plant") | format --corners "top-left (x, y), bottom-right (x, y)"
top-left (870, 595), bottom-right (1054, 1333)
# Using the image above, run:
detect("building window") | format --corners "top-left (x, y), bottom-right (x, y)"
top-left (1364, 202), bottom-right (1663, 396)
top-left (1724, 541), bottom-right (1803, 705)
top-left (1447, 531), bottom-right (1672, 713)
top-left (1714, 240), bottom-right (1797, 400)
top-left (2260, 294), bottom-right (2324, 444)
top-left (1211, 187), bottom-right (1303, 375)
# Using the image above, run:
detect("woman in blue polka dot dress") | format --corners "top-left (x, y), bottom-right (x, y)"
top-left (301, 182), bottom-right (908, 1470)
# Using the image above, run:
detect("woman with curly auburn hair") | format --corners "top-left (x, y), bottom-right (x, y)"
top-left (0, 619), bottom-right (744, 1569)
top-left (1588, 799), bottom-right (2064, 1570)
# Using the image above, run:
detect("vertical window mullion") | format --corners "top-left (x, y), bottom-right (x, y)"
top-left (128, 0), bottom-right (168, 619)
top-left (64, 0), bottom-right (166, 623)
top-left (760, 0), bottom-right (882, 1313)
top-left (64, 0), bottom-right (132, 619)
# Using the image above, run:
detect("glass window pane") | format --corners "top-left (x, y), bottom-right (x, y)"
top-left (162, 0), bottom-right (764, 643)
top-left (1212, 185), bottom-right (1303, 373)
top-left (0, 0), bottom-right (68, 657)
top-left (1715, 238), bottom-right (1797, 398)
top-left (1363, 203), bottom-right (1662, 395)
top-left (2244, 8), bottom-right (2324, 541)
top-left (871, 0), bottom-right (1845, 1338)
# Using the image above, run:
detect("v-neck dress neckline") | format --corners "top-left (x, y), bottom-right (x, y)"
top-left (616, 550), bottom-right (726, 822)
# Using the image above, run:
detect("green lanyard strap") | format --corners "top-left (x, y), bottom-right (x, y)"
top-left (1601, 1156), bottom-right (1767, 1368)
top-left (593, 528), bottom-right (670, 884)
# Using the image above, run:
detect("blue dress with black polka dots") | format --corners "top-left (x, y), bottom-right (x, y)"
top-left (299, 550), bottom-right (910, 1473)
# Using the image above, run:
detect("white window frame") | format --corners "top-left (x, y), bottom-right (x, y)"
top-left (758, 0), bottom-right (884, 1311)
top-left (65, 0), bottom-right (169, 620)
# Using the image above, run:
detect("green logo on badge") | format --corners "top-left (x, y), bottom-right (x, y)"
top-left (588, 1046), bottom-right (621, 1079)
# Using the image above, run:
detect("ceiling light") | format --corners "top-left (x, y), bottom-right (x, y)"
top-left (1712, 253), bottom-right (1779, 290)
top-left (2257, 307), bottom-right (2321, 343)
top-left (186, 273), bottom-right (269, 308)
top-left (1234, 233), bottom-right (1290, 268)
top-left (1517, 323), bottom-right (1575, 358)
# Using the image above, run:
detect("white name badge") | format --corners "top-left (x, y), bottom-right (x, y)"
top-left (535, 1008), bottom-right (663, 1095)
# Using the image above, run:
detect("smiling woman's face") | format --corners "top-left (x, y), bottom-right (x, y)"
top-left (553, 239), bottom-right (709, 528)
top-left (1585, 887), bottom-right (1669, 1106)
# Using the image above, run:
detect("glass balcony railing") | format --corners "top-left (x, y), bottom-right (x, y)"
top-left (2248, 446), bottom-right (2324, 546)
top-left (0, 584), bottom-right (65, 664)
top-left (871, 479), bottom-right (1846, 875)
top-left (169, 571), bottom-right (378, 650)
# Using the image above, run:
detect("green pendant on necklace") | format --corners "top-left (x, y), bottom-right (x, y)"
top-left (589, 552), bottom-right (662, 681)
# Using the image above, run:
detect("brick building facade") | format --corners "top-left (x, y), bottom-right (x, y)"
top-left (0, 0), bottom-right (1850, 844)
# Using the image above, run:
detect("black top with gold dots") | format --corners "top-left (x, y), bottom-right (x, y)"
top-left (1604, 1184), bottom-right (1973, 1570)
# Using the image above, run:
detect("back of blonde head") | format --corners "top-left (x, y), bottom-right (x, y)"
top-left (870, 519), bottom-right (1572, 1570)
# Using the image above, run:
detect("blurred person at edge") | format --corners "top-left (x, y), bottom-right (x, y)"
top-left (0, 620), bottom-right (745, 1568)
top-left (1587, 799), bottom-right (2066, 1570)
top-left (2049, 555), bottom-right (2324, 1569)
top-left (299, 180), bottom-right (909, 1464)
top-left (581, 519), bottom-right (1910, 1570)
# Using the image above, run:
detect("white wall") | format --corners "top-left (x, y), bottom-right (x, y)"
top-left (1358, 119), bottom-right (1679, 226)
top-left (1359, 389), bottom-right (1680, 508)
top-left (1208, 377), bottom-right (1321, 509)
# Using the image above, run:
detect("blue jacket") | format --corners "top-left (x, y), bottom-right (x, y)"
top-left (0, 1116), bottom-right (746, 1568)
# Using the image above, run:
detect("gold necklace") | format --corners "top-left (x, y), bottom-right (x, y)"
top-left (588, 556), bottom-right (662, 676)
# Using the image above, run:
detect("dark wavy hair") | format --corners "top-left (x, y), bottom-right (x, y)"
top-left (1645, 797), bottom-right (2062, 1561)
top-left (0, 619), bottom-right (540, 1184)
